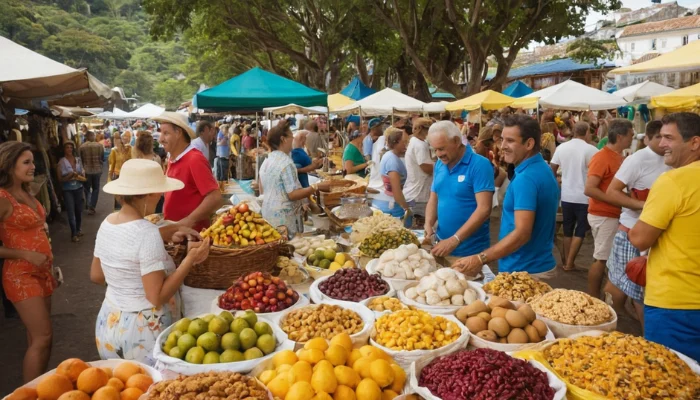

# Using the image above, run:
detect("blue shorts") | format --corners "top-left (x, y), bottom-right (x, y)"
top-left (644, 305), bottom-right (700, 362)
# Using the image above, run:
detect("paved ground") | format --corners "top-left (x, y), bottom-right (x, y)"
top-left (0, 170), bottom-right (641, 395)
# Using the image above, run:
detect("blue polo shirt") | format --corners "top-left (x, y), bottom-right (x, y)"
top-left (431, 145), bottom-right (495, 256)
top-left (499, 153), bottom-right (559, 273)
top-left (291, 148), bottom-right (312, 188)
top-left (363, 135), bottom-right (374, 157)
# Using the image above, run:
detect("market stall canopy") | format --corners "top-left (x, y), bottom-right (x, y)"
top-left (649, 82), bottom-right (700, 111)
top-left (124, 103), bottom-right (165, 119)
top-left (263, 104), bottom-right (328, 115)
top-left (328, 93), bottom-right (355, 112)
top-left (502, 81), bottom-right (534, 98)
top-left (335, 88), bottom-right (427, 116)
top-left (94, 107), bottom-right (128, 119)
top-left (609, 40), bottom-right (700, 75)
top-left (613, 80), bottom-right (675, 103)
top-left (52, 106), bottom-right (96, 118)
top-left (194, 67), bottom-right (328, 112)
top-left (340, 76), bottom-right (376, 100)
top-left (0, 35), bottom-right (114, 107)
top-left (423, 101), bottom-right (448, 113)
top-left (511, 80), bottom-right (626, 111)
top-left (445, 90), bottom-right (516, 111)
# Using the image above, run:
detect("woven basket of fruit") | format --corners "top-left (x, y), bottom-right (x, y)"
top-left (318, 179), bottom-right (367, 209)
top-left (184, 204), bottom-right (290, 290)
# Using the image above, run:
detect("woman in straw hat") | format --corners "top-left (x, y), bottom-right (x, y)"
top-left (90, 159), bottom-right (210, 365)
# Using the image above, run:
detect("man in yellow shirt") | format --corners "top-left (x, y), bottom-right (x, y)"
top-left (629, 112), bottom-right (700, 362)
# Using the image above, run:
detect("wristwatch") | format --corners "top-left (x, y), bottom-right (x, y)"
top-left (478, 252), bottom-right (488, 265)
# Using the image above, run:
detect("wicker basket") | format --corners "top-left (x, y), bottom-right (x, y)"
top-left (183, 241), bottom-right (295, 290)
top-left (319, 180), bottom-right (367, 209)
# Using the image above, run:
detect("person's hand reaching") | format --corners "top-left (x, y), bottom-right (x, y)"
top-left (451, 255), bottom-right (483, 277)
top-left (186, 238), bottom-right (210, 265)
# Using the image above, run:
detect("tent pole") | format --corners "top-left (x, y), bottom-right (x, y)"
top-left (255, 112), bottom-right (260, 184)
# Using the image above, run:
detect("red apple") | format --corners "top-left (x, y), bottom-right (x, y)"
top-left (262, 296), bottom-right (269, 304)
top-left (286, 289), bottom-right (294, 296)
top-left (253, 292), bottom-right (263, 300)
top-left (241, 282), bottom-right (249, 290)
top-left (271, 277), bottom-right (280, 284)
top-left (248, 279), bottom-right (257, 287)
top-left (269, 298), bottom-right (278, 305)
top-left (277, 292), bottom-right (286, 300)
top-left (254, 306), bottom-right (261, 313)
top-left (238, 203), bottom-right (249, 213)
top-left (285, 297), bottom-right (293, 305)
top-left (265, 289), bottom-right (276, 298)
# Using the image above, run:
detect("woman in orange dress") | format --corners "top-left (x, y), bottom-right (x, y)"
top-left (0, 141), bottom-right (56, 382)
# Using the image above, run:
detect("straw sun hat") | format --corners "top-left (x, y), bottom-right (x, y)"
top-left (151, 111), bottom-right (195, 139)
top-left (103, 159), bottom-right (184, 195)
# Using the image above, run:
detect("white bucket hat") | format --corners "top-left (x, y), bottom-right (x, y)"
top-left (151, 111), bottom-right (195, 139)
top-left (103, 159), bottom-right (184, 195)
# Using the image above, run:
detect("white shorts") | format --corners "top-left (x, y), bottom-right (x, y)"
top-left (587, 214), bottom-right (618, 261)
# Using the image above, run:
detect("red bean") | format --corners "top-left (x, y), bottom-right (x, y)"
top-left (319, 269), bottom-right (389, 302)
top-left (418, 349), bottom-right (555, 400)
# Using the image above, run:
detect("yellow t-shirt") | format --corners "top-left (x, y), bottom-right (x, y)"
top-left (639, 161), bottom-right (700, 309)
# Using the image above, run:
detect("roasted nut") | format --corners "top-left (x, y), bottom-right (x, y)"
top-left (280, 304), bottom-right (363, 341)
top-left (147, 372), bottom-right (268, 400)
top-left (367, 296), bottom-right (407, 312)
top-left (483, 272), bottom-right (552, 301)
top-left (528, 289), bottom-right (612, 325)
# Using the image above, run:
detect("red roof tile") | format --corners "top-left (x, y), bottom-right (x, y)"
top-left (620, 15), bottom-right (700, 38)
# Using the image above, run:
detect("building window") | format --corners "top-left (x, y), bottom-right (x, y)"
top-left (683, 35), bottom-right (689, 45)
top-left (631, 42), bottom-right (635, 51)
top-left (661, 39), bottom-right (667, 48)
top-left (651, 39), bottom-right (657, 50)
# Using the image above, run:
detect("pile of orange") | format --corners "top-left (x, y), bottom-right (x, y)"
top-left (8, 359), bottom-right (154, 400)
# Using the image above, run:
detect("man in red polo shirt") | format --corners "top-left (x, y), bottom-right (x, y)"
top-left (153, 112), bottom-right (221, 232)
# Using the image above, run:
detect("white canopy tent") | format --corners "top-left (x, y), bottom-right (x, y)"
top-left (0, 35), bottom-right (114, 107)
top-left (95, 103), bottom-right (164, 120)
top-left (423, 101), bottom-right (448, 114)
top-left (512, 80), bottom-right (626, 111)
top-left (612, 80), bottom-right (675, 104)
top-left (262, 103), bottom-right (328, 115)
top-left (335, 88), bottom-right (427, 116)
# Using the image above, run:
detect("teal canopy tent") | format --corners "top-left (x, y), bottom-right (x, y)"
top-left (502, 80), bottom-right (534, 98)
top-left (194, 67), bottom-right (328, 112)
top-left (340, 76), bottom-right (376, 100)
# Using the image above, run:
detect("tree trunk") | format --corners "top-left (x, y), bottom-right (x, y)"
top-left (414, 72), bottom-right (432, 102)
top-left (356, 54), bottom-right (370, 86)
top-left (328, 61), bottom-right (342, 93)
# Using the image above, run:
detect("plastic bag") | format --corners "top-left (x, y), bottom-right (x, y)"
top-left (409, 351), bottom-right (567, 400)
top-left (277, 301), bottom-right (375, 347)
top-left (210, 294), bottom-right (310, 324)
top-left (369, 314), bottom-right (470, 370)
top-left (181, 285), bottom-right (225, 317)
top-left (397, 281), bottom-right (486, 315)
top-left (535, 305), bottom-right (617, 338)
top-left (3, 360), bottom-right (162, 400)
top-left (308, 275), bottom-right (396, 305)
top-left (152, 314), bottom-right (293, 375)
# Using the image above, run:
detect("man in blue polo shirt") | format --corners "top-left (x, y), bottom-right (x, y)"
top-left (425, 121), bottom-right (495, 273)
top-left (363, 118), bottom-right (383, 160)
top-left (454, 115), bottom-right (559, 276)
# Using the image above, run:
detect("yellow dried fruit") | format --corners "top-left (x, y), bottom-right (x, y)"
top-left (373, 310), bottom-right (460, 351)
top-left (544, 332), bottom-right (700, 399)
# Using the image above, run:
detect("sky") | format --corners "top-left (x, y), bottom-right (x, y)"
top-left (584, 0), bottom-right (700, 31)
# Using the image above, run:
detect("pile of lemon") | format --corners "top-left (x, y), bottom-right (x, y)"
top-left (257, 333), bottom-right (406, 400)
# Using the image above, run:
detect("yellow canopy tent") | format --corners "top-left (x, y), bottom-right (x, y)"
top-left (445, 90), bottom-right (516, 111)
top-left (328, 93), bottom-right (355, 111)
top-left (650, 82), bottom-right (700, 111)
top-left (609, 40), bottom-right (700, 75)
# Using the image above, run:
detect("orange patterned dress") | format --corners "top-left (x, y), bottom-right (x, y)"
top-left (0, 189), bottom-right (56, 303)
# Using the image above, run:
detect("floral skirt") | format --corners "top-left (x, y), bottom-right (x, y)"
top-left (95, 297), bottom-right (180, 366)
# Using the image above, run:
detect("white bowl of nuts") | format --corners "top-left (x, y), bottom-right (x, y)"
top-left (277, 302), bottom-right (375, 347)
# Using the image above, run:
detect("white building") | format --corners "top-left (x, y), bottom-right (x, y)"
top-left (616, 15), bottom-right (700, 65)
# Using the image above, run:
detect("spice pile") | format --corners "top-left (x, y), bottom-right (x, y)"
top-left (483, 272), bottom-right (552, 302)
top-left (528, 289), bottom-right (612, 325)
top-left (419, 349), bottom-right (555, 400)
top-left (544, 332), bottom-right (700, 399)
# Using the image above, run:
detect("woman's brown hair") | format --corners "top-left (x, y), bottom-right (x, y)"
top-left (134, 132), bottom-right (155, 158)
top-left (267, 121), bottom-right (291, 150)
top-left (0, 141), bottom-right (33, 191)
top-left (385, 127), bottom-right (405, 150)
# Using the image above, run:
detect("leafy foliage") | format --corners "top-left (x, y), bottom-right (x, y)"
top-left (567, 38), bottom-right (620, 66)
top-left (0, 0), bottom-right (195, 107)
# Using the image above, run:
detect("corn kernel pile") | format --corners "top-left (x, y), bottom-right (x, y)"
top-left (544, 332), bottom-right (700, 399)
top-left (373, 310), bottom-right (460, 351)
